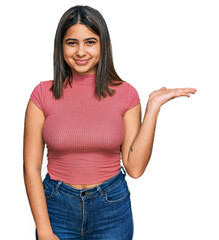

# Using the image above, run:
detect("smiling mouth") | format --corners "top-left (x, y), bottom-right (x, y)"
top-left (74, 59), bottom-right (90, 66)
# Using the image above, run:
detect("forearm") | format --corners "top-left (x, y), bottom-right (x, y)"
top-left (127, 102), bottom-right (160, 178)
top-left (23, 168), bottom-right (53, 238)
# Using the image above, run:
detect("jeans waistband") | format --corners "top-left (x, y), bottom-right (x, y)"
top-left (44, 166), bottom-right (127, 200)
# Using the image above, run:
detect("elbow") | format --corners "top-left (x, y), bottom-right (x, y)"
top-left (131, 158), bottom-right (151, 179)
top-left (128, 164), bottom-right (148, 179)
top-left (125, 167), bottom-right (141, 179)
top-left (131, 172), bottom-right (143, 179)
top-left (128, 169), bottom-right (144, 179)
top-left (125, 157), bottom-right (150, 179)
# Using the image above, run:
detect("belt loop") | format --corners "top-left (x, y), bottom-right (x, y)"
top-left (121, 166), bottom-right (126, 177)
top-left (55, 181), bottom-right (62, 193)
top-left (97, 186), bottom-right (104, 197)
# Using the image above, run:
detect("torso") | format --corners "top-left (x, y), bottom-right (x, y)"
top-left (64, 177), bottom-right (112, 190)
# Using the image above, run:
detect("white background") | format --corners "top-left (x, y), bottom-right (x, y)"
top-left (0, 0), bottom-right (218, 239)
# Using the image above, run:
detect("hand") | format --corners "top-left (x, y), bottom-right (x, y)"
top-left (52, 233), bottom-right (60, 240)
top-left (148, 87), bottom-right (197, 110)
top-left (39, 232), bottom-right (60, 240)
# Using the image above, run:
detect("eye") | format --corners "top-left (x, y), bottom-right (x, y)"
top-left (67, 42), bottom-right (76, 46)
top-left (87, 41), bottom-right (96, 45)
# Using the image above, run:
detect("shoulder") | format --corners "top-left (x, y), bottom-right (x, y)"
top-left (120, 81), bottom-right (140, 99)
top-left (31, 80), bottom-right (53, 91)
top-left (39, 80), bottom-right (53, 88)
top-left (110, 80), bottom-right (140, 114)
top-left (110, 80), bottom-right (137, 93)
top-left (30, 80), bottom-right (53, 113)
top-left (109, 80), bottom-right (140, 102)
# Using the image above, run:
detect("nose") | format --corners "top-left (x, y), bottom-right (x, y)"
top-left (76, 44), bottom-right (86, 57)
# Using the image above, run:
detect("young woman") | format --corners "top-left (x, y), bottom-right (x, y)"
top-left (23, 5), bottom-right (197, 240)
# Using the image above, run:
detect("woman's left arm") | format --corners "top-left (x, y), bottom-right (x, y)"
top-left (121, 87), bottom-right (197, 179)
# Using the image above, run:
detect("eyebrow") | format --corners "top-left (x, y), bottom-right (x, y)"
top-left (65, 37), bottom-right (98, 43)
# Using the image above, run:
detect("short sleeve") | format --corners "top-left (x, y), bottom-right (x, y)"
top-left (30, 82), bottom-right (44, 113)
top-left (126, 83), bottom-right (141, 111)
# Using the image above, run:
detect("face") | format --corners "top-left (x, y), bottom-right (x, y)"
top-left (62, 23), bottom-right (101, 75)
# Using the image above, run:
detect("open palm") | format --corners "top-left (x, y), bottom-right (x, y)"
top-left (149, 87), bottom-right (197, 109)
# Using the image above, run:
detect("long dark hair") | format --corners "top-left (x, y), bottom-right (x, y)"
top-left (50, 5), bottom-right (125, 100)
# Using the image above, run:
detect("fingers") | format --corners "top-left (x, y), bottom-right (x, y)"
top-left (167, 88), bottom-right (197, 98)
top-left (155, 88), bottom-right (197, 100)
top-left (175, 88), bottom-right (197, 95)
top-left (161, 88), bottom-right (197, 94)
top-left (175, 88), bottom-right (197, 93)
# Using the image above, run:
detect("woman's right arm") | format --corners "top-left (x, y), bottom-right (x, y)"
top-left (23, 99), bottom-right (59, 240)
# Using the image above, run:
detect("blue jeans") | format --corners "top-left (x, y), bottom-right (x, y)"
top-left (35, 166), bottom-right (134, 240)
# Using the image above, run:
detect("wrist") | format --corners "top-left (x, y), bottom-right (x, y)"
top-left (143, 102), bottom-right (160, 123)
top-left (37, 228), bottom-right (53, 239)
top-left (146, 101), bottom-right (161, 114)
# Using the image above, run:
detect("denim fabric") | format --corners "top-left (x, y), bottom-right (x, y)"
top-left (35, 166), bottom-right (134, 240)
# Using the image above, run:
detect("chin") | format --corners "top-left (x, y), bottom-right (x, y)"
top-left (74, 70), bottom-right (91, 75)
top-left (72, 66), bottom-right (96, 75)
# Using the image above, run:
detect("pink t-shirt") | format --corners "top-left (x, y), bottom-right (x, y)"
top-left (30, 73), bottom-right (140, 184)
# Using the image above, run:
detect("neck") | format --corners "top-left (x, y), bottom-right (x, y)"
top-left (71, 72), bottom-right (96, 86)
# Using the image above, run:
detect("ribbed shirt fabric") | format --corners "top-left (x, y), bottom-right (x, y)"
top-left (30, 73), bottom-right (140, 184)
